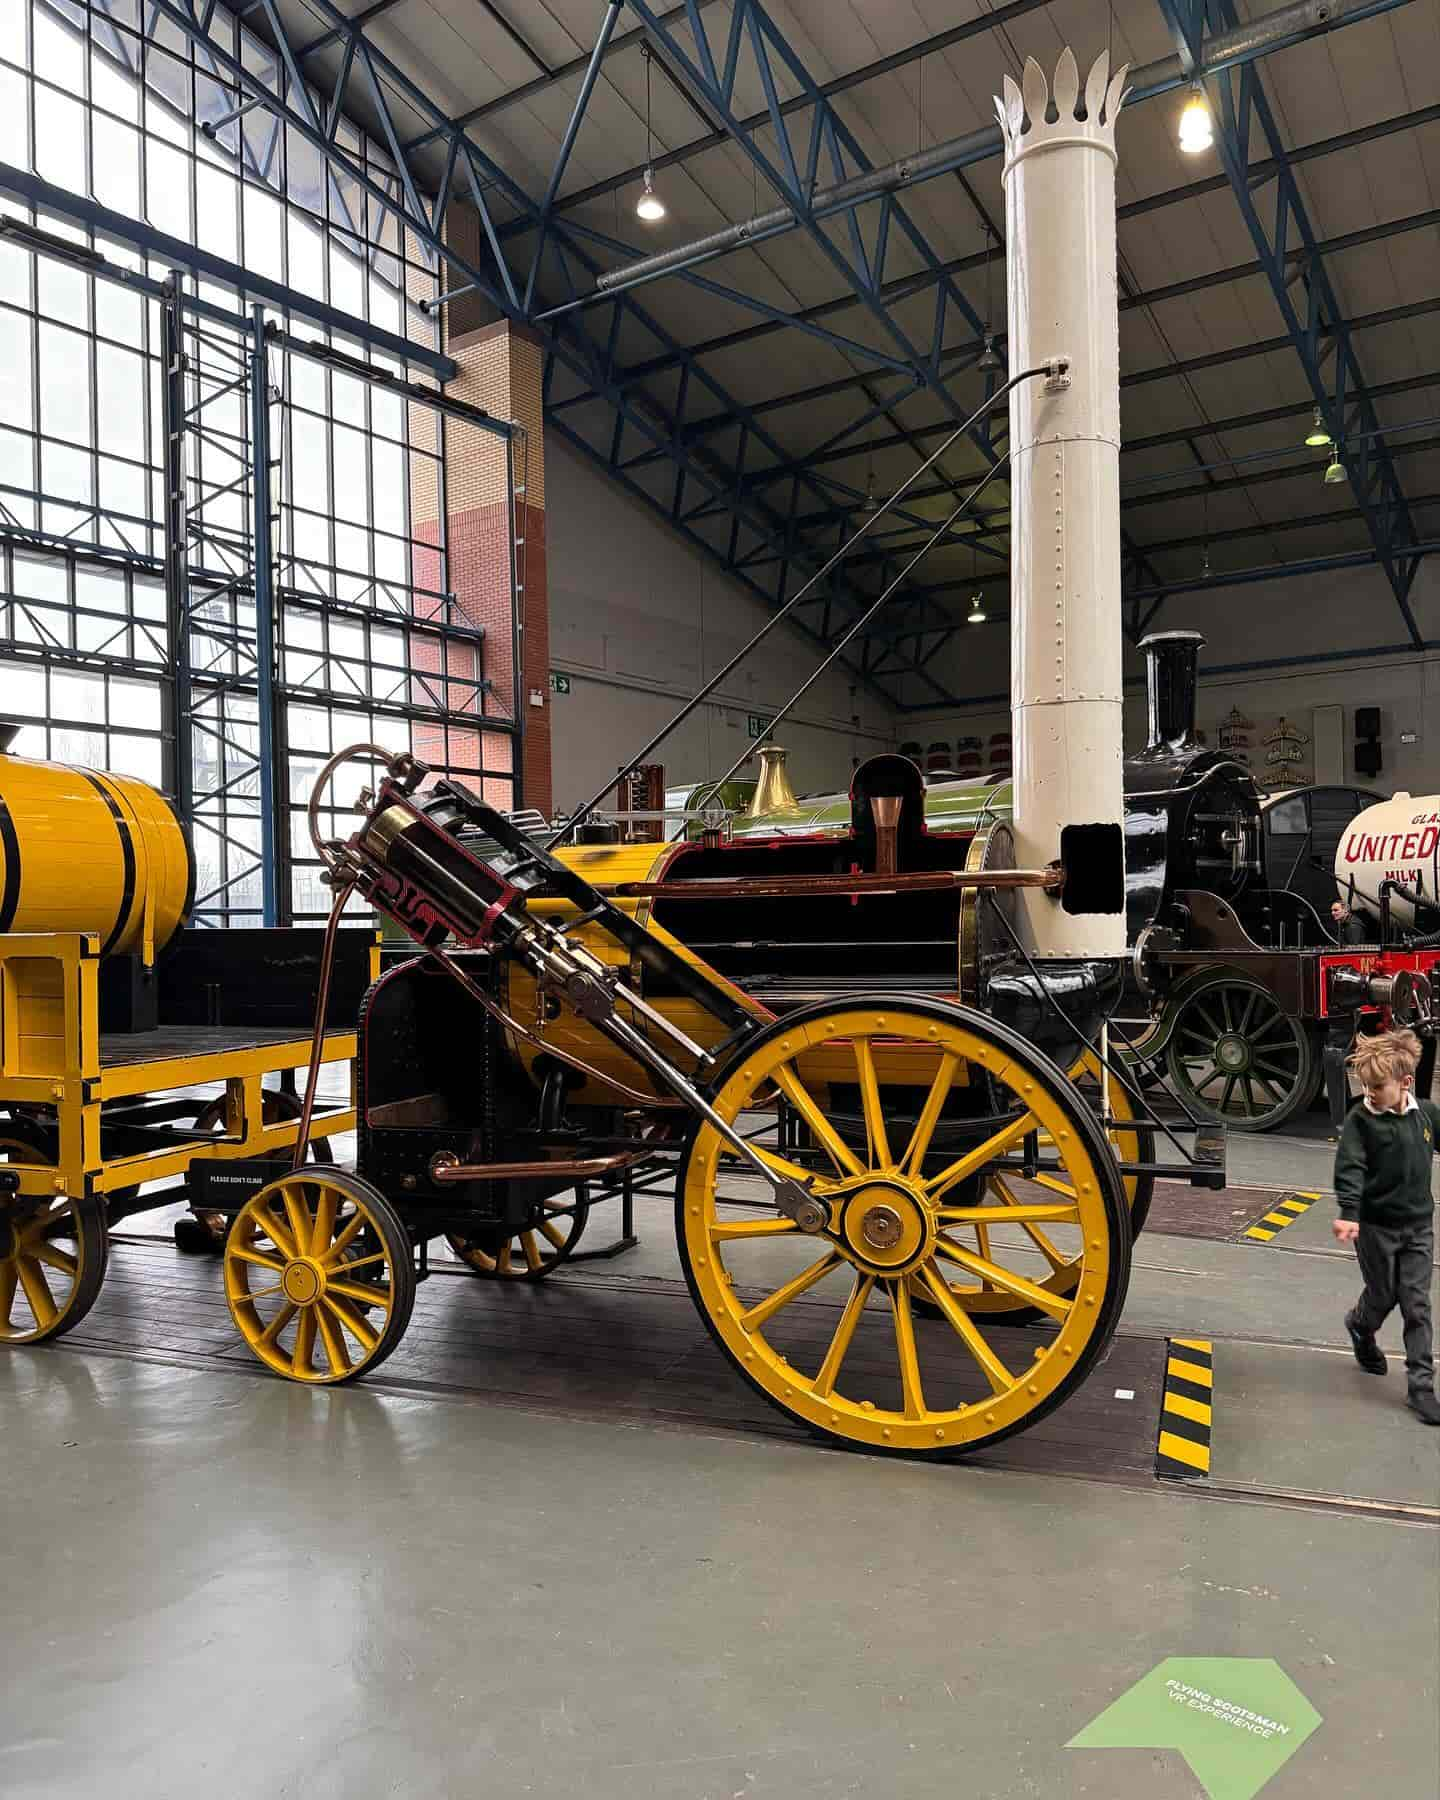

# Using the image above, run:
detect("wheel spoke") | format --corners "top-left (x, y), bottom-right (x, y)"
top-left (1193, 1063), bottom-right (1224, 1094)
top-left (322, 1211), bottom-right (365, 1265)
top-left (497, 1242), bottom-right (513, 1276)
top-left (16, 1256), bottom-right (57, 1330)
top-left (1241, 1074), bottom-right (1259, 1117)
top-left (1220, 1073), bottom-right (1239, 1114)
top-left (1255, 1074), bottom-right (1287, 1105)
top-left (310, 1184), bottom-right (338, 1256)
top-left (315, 1301), bottom-right (351, 1373)
top-left (890, 1280), bottom-right (926, 1420)
top-left (30, 1242), bottom-right (78, 1277)
top-left (230, 1243), bottom-right (284, 1274)
top-left (854, 1039), bottom-right (891, 1170)
top-left (1030, 1172), bottom-right (1079, 1200)
top-left (918, 1264), bottom-right (1013, 1394)
top-left (937, 1201), bottom-right (1079, 1226)
top-left (327, 1278), bottom-right (392, 1313)
top-left (257, 1201), bottom-right (299, 1260)
top-left (710, 1217), bottom-right (801, 1242)
top-left (281, 1184), bottom-right (311, 1252)
top-left (772, 1066), bottom-right (865, 1178)
top-left (924, 1107), bottom-right (1038, 1202)
top-left (903, 1052), bottom-right (959, 1176)
top-left (1220, 988), bottom-right (1235, 1032)
top-left (719, 1143), bottom-right (818, 1187)
top-left (323, 1293), bottom-right (378, 1353)
top-left (991, 1174), bottom-right (1072, 1271)
top-left (334, 1248), bottom-right (387, 1274)
top-left (812, 1271), bottom-right (873, 1399)
top-left (540, 1219), bottom-right (568, 1251)
top-left (739, 1250), bottom-right (842, 1330)
top-left (257, 1301), bottom-right (298, 1347)
top-left (0, 1260), bottom-right (16, 1325)
top-left (292, 1307), bottom-right (317, 1376)
top-left (520, 1230), bottom-right (543, 1273)
top-left (1238, 990), bottom-right (1259, 1034)
top-left (933, 1237), bottom-right (1073, 1320)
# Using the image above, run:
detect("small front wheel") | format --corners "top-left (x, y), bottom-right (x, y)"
top-left (224, 1169), bottom-right (415, 1384)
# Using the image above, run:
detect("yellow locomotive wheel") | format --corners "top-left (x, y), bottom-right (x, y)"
top-left (224, 1169), bottom-right (415, 1384)
top-left (676, 998), bottom-right (1129, 1457)
top-left (446, 1192), bottom-right (589, 1281)
top-left (0, 1121), bottom-right (109, 1345)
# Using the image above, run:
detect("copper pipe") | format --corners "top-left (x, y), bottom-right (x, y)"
top-left (616, 866), bottom-right (1063, 900)
top-left (871, 794), bottom-right (903, 877)
top-left (429, 1152), bottom-right (644, 1184)
top-left (292, 879), bottom-right (354, 1171)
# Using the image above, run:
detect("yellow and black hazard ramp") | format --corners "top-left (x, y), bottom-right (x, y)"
top-left (1244, 1190), bottom-right (1322, 1242)
top-left (1156, 1337), bottom-right (1213, 1480)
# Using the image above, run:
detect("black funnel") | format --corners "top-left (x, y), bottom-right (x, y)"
top-left (1140, 630), bottom-right (1204, 754)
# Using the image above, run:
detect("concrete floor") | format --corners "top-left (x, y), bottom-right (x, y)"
top-left (2, 1112), bottom-right (1437, 1800)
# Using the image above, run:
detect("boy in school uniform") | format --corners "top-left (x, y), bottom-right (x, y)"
top-left (1333, 1028), bottom-right (1440, 1424)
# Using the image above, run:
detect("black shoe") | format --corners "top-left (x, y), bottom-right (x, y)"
top-left (1345, 1314), bottom-right (1387, 1375)
top-left (1407, 1390), bottom-right (1440, 1425)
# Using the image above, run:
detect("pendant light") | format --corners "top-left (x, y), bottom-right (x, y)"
top-left (1178, 85), bottom-right (1213, 154)
top-left (977, 228), bottom-right (1002, 371)
top-left (636, 47), bottom-right (666, 223)
top-left (1323, 449), bottom-right (1347, 485)
top-left (967, 594), bottom-right (987, 624)
top-left (1304, 405), bottom-right (1332, 448)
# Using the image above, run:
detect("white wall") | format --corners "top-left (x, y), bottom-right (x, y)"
top-left (908, 561), bottom-right (1440, 797)
top-left (543, 437), bottom-right (899, 809)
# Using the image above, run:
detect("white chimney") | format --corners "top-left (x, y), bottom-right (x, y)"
top-left (997, 50), bottom-right (1129, 961)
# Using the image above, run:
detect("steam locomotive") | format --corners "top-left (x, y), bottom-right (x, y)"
top-left (719, 627), bottom-right (1437, 1132)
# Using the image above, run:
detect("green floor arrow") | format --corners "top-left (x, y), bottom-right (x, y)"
top-left (1068, 1657), bottom-right (1321, 1800)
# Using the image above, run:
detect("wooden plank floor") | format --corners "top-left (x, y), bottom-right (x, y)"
top-left (66, 1236), bottom-right (1169, 1481)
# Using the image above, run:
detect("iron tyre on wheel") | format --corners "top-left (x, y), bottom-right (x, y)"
top-left (675, 996), bottom-right (1130, 1459)
top-left (1164, 978), bottom-right (1320, 1132)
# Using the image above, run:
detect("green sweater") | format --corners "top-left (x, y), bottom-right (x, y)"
top-left (1333, 1100), bottom-right (1440, 1226)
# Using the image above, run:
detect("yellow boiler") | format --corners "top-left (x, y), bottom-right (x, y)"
top-left (0, 744), bottom-right (193, 963)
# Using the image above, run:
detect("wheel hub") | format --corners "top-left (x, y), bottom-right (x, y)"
top-left (281, 1258), bottom-right (325, 1306)
top-left (839, 1181), bottom-right (933, 1274)
top-left (1215, 1033), bottom-right (1250, 1073)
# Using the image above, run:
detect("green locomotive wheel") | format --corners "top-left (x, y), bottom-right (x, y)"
top-left (0, 1119), bottom-right (109, 1346)
top-left (675, 998), bottom-right (1129, 1458)
top-left (1165, 978), bottom-right (1320, 1132)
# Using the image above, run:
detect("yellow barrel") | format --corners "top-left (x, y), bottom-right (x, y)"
top-left (0, 749), bottom-right (193, 962)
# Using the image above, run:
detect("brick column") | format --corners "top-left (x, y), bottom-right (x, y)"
top-left (438, 321), bottom-right (550, 815)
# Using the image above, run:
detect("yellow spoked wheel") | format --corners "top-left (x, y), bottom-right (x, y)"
top-left (677, 998), bottom-right (1129, 1457)
top-left (224, 1168), bottom-right (415, 1384)
top-left (0, 1120), bottom-right (109, 1345)
top-left (446, 1192), bottom-right (589, 1281)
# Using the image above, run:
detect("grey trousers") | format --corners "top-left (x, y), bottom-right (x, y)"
top-left (1349, 1220), bottom-right (1436, 1394)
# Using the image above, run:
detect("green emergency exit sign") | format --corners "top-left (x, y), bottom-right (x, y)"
top-left (746, 713), bottom-right (774, 739)
top-left (549, 671), bottom-right (571, 695)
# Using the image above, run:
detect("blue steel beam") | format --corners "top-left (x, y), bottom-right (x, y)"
top-left (134, 0), bottom-right (956, 703)
top-left (1157, 0), bottom-right (1426, 649)
top-left (616, 1), bottom-right (1168, 651)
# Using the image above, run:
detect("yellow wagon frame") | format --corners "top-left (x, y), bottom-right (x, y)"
top-left (0, 930), bottom-right (370, 1203)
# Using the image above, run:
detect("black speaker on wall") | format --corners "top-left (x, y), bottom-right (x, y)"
top-left (1354, 705), bottom-right (1382, 778)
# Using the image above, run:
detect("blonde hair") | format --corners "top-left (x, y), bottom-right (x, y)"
top-left (1347, 1028), bottom-right (1422, 1088)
